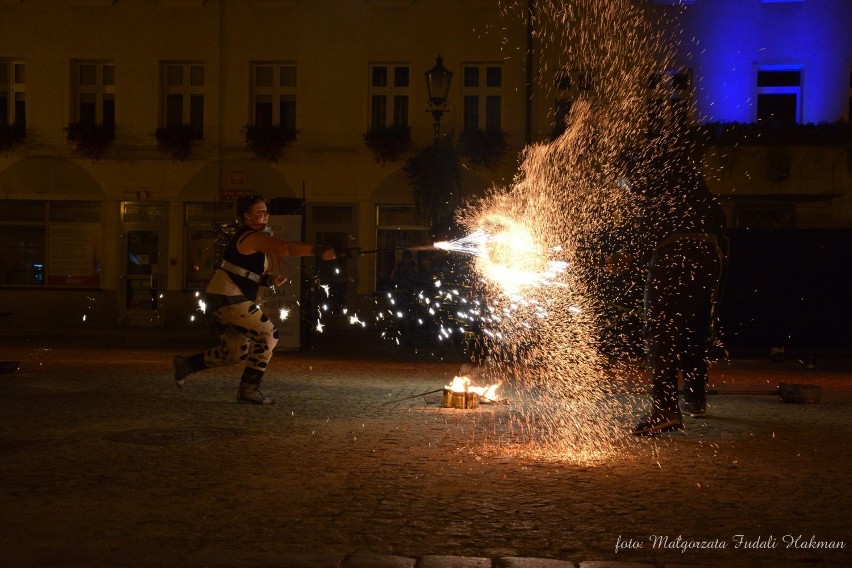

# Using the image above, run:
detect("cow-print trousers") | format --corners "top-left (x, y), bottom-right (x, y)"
top-left (203, 301), bottom-right (279, 384)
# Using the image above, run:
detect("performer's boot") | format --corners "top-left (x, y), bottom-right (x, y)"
top-left (173, 354), bottom-right (205, 389)
top-left (237, 368), bottom-right (275, 405)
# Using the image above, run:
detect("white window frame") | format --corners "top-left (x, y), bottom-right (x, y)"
top-left (847, 66), bottom-right (851, 121)
top-left (461, 63), bottom-right (503, 132)
top-left (161, 61), bottom-right (205, 136)
top-left (369, 63), bottom-right (410, 129)
top-left (755, 65), bottom-right (803, 124)
top-left (251, 61), bottom-right (297, 132)
top-left (552, 67), bottom-right (596, 136)
top-left (646, 68), bottom-right (693, 136)
top-left (0, 59), bottom-right (25, 127)
top-left (71, 60), bottom-right (115, 127)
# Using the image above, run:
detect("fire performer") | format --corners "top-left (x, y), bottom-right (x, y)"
top-left (173, 195), bottom-right (336, 404)
top-left (608, 142), bottom-right (726, 435)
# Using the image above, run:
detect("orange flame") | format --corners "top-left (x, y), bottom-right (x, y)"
top-left (445, 375), bottom-right (500, 401)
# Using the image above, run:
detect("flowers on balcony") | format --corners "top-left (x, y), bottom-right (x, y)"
top-left (244, 124), bottom-right (296, 163)
top-left (0, 123), bottom-right (25, 154)
top-left (363, 124), bottom-right (413, 165)
top-left (65, 122), bottom-right (114, 161)
top-left (458, 128), bottom-right (509, 169)
top-left (154, 125), bottom-right (197, 161)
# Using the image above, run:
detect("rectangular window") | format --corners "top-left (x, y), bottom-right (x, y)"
top-left (375, 205), bottom-right (429, 292)
top-left (578, 71), bottom-right (594, 91)
top-left (847, 68), bottom-right (851, 121)
top-left (162, 62), bottom-right (204, 138)
top-left (308, 204), bottom-right (356, 309)
top-left (0, 200), bottom-right (101, 287)
top-left (369, 63), bottom-right (410, 128)
top-left (251, 62), bottom-right (297, 135)
top-left (0, 59), bottom-right (25, 133)
top-left (756, 67), bottom-right (802, 125)
top-left (555, 70), bottom-right (572, 92)
top-left (461, 63), bottom-right (503, 133)
top-left (71, 61), bottom-right (115, 136)
top-left (552, 68), bottom-right (580, 138)
top-left (646, 69), bottom-right (692, 137)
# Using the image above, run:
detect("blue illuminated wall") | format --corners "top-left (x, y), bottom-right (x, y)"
top-left (671, 0), bottom-right (852, 123)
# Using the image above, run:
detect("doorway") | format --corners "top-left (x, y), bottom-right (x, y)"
top-left (119, 202), bottom-right (168, 326)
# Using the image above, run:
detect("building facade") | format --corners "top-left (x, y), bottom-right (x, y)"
top-left (1, 0), bottom-right (850, 333)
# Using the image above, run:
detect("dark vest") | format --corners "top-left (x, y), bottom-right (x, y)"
top-left (223, 225), bottom-right (265, 300)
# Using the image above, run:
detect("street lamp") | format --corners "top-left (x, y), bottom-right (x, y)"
top-left (425, 55), bottom-right (453, 145)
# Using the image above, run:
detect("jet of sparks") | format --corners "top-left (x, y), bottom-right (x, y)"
top-left (435, 222), bottom-right (570, 295)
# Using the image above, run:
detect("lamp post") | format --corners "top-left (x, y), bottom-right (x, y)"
top-left (425, 55), bottom-right (453, 146)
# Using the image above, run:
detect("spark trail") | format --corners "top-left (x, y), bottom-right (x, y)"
top-left (454, 0), bottom-right (688, 463)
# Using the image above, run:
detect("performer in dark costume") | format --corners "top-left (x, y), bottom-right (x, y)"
top-left (608, 144), bottom-right (726, 435)
top-left (173, 195), bottom-right (336, 404)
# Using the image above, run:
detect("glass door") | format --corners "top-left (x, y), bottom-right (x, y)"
top-left (120, 202), bottom-right (167, 326)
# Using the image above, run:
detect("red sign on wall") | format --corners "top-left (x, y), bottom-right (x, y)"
top-left (229, 169), bottom-right (246, 187)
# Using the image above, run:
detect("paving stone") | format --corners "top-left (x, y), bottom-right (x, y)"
top-left (578, 562), bottom-right (656, 568)
top-left (498, 557), bottom-right (578, 567)
top-left (343, 550), bottom-right (417, 568)
top-left (418, 555), bottom-right (493, 568)
top-left (188, 550), bottom-right (345, 567)
top-left (270, 552), bottom-right (347, 568)
top-left (0, 339), bottom-right (849, 568)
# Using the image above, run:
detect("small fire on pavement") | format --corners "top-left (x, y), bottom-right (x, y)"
top-left (442, 375), bottom-right (500, 410)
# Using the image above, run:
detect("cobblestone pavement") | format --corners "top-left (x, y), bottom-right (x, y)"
top-left (0, 330), bottom-right (849, 568)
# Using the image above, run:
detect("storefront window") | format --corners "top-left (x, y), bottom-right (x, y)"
top-left (375, 205), bottom-right (431, 292)
top-left (0, 225), bottom-right (45, 285)
top-left (0, 200), bottom-right (101, 287)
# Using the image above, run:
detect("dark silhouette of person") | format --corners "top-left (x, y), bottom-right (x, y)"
top-left (390, 249), bottom-right (419, 292)
top-left (608, 143), bottom-right (726, 435)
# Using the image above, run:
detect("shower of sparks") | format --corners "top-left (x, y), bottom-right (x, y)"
top-left (279, 307), bottom-right (290, 321)
top-left (442, 0), bottom-right (694, 464)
